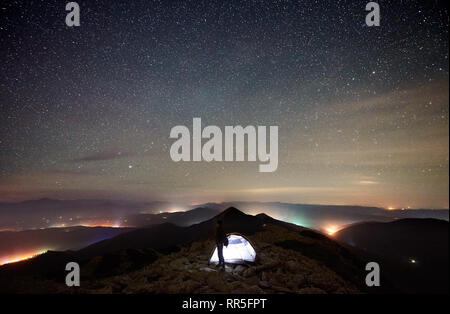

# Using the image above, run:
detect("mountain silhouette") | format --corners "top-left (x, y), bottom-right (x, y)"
top-left (0, 198), bottom-right (184, 230)
top-left (77, 207), bottom-right (280, 258)
top-left (0, 207), bottom-right (433, 294)
top-left (335, 218), bottom-right (449, 294)
top-left (125, 207), bottom-right (221, 228)
top-left (0, 207), bottom-right (359, 291)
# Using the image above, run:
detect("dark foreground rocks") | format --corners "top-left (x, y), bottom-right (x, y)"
top-left (56, 225), bottom-right (361, 294)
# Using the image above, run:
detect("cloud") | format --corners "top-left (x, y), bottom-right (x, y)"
top-left (42, 169), bottom-right (99, 176)
top-left (356, 180), bottom-right (379, 185)
top-left (72, 150), bottom-right (134, 163)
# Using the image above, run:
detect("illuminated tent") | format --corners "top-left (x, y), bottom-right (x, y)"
top-left (209, 234), bottom-right (256, 264)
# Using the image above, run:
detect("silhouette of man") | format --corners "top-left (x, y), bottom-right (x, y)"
top-left (215, 220), bottom-right (227, 269)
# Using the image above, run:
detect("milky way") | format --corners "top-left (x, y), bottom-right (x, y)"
top-left (0, 0), bottom-right (448, 208)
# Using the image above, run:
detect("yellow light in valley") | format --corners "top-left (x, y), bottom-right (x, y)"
top-left (325, 225), bottom-right (338, 236)
top-left (0, 249), bottom-right (48, 266)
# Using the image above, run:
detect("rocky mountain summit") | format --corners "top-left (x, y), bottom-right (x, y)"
top-left (75, 229), bottom-right (361, 294)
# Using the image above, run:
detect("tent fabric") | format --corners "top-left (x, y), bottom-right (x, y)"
top-left (209, 234), bottom-right (256, 264)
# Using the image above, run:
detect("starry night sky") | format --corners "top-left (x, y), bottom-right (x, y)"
top-left (0, 0), bottom-right (448, 208)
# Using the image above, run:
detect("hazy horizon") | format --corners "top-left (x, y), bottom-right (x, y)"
top-left (0, 196), bottom-right (449, 210)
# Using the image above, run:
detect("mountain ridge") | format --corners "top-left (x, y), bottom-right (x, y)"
top-left (334, 218), bottom-right (449, 294)
top-left (0, 208), bottom-right (447, 294)
top-left (0, 207), bottom-right (371, 294)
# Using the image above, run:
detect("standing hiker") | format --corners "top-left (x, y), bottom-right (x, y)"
top-left (215, 220), bottom-right (227, 269)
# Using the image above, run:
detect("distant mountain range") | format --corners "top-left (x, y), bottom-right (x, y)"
top-left (0, 198), bottom-right (447, 231)
top-left (201, 201), bottom-right (449, 231)
top-left (125, 207), bottom-right (221, 228)
top-left (0, 207), bottom-right (221, 263)
top-left (0, 198), bottom-right (189, 230)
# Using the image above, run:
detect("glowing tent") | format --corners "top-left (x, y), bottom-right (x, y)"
top-left (209, 234), bottom-right (256, 264)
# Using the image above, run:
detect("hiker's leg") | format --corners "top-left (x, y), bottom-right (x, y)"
top-left (218, 244), bottom-right (224, 266)
top-left (220, 246), bottom-right (225, 268)
top-left (218, 244), bottom-right (222, 265)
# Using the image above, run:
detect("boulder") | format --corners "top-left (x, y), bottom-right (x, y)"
top-left (285, 260), bottom-right (299, 272)
top-left (206, 273), bottom-right (229, 293)
top-left (246, 285), bottom-right (264, 294)
top-left (245, 275), bottom-right (259, 286)
top-left (271, 285), bottom-right (293, 293)
top-left (180, 279), bottom-right (202, 293)
top-left (258, 281), bottom-right (271, 289)
top-left (243, 267), bottom-right (256, 278)
top-left (228, 281), bottom-right (241, 290)
top-left (232, 265), bottom-right (246, 276)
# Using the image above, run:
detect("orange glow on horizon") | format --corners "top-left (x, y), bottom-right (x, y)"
top-left (325, 225), bottom-right (338, 236)
top-left (0, 227), bottom-right (16, 232)
top-left (80, 223), bottom-right (124, 228)
top-left (0, 249), bottom-right (48, 266)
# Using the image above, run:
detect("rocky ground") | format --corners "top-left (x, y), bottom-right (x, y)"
top-left (55, 224), bottom-right (362, 294)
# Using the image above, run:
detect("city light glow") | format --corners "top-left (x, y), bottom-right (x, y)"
top-left (325, 225), bottom-right (338, 236)
top-left (0, 249), bottom-right (48, 266)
